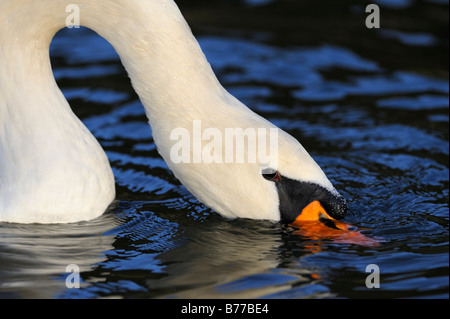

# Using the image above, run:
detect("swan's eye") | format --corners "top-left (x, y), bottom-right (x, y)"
top-left (262, 168), bottom-right (281, 182)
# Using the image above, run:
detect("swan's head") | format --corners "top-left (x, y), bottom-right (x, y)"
top-left (155, 95), bottom-right (347, 223)
top-left (264, 128), bottom-right (348, 223)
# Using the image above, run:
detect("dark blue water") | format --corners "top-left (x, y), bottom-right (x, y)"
top-left (0, 0), bottom-right (448, 299)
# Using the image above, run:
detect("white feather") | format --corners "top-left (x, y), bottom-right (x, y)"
top-left (0, 0), bottom-right (337, 223)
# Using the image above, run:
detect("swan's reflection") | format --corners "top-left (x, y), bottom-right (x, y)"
top-left (0, 201), bottom-right (334, 299)
top-left (0, 210), bottom-right (117, 298)
top-left (149, 218), bottom-right (323, 298)
top-left (89, 203), bottom-right (334, 298)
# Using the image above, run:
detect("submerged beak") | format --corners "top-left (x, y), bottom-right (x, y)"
top-left (289, 200), bottom-right (379, 247)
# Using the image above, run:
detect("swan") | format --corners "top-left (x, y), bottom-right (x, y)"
top-left (0, 0), bottom-right (347, 224)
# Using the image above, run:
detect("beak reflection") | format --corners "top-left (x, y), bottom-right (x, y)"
top-left (289, 200), bottom-right (380, 247)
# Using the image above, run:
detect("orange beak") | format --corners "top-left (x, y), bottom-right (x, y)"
top-left (289, 200), bottom-right (379, 247)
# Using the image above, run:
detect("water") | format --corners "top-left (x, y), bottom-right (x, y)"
top-left (0, 0), bottom-right (448, 299)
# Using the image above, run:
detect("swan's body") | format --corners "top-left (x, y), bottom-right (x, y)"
top-left (0, 0), bottom-right (346, 224)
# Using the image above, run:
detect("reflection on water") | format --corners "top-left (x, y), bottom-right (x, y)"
top-left (0, 214), bottom-right (116, 298)
top-left (0, 0), bottom-right (448, 299)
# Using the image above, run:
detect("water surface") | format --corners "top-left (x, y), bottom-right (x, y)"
top-left (0, 0), bottom-right (448, 299)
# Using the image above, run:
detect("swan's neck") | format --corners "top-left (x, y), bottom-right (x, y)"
top-left (3, 0), bottom-right (223, 118)
top-left (80, 1), bottom-right (226, 122)
top-left (0, 0), bottom-right (226, 222)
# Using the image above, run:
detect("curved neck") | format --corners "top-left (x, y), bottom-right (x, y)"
top-left (0, 0), bottom-right (224, 128)
top-left (79, 0), bottom-right (226, 123)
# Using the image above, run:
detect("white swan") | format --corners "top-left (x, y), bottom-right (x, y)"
top-left (0, 0), bottom-right (346, 224)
